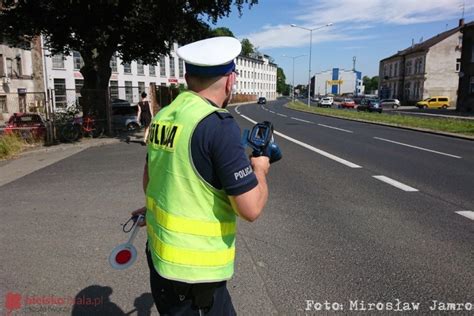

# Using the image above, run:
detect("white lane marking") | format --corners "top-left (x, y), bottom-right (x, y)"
top-left (291, 117), bottom-right (313, 123)
top-left (318, 123), bottom-right (353, 133)
top-left (269, 110), bottom-right (275, 113)
top-left (235, 105), bottom-right (241, 114)
top-left (240, 114), bottom-right (362, 168)
top-left (455, 211), bottom-right (474, 221)
top-left (372, 175), bottom-right (418, 192)
top-left (374, 137), bottom-right (462, 159)
top-left (277, 113), bottom-right (287, 117)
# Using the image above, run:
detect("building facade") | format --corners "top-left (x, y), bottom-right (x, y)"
top-left (311, 68), bottom-right (363, 96)
top-left (235, 54), bottom-right (278, 100)
top-left (44, 42), bottom-right (187, 109)
top-left (379, 21), bottom-right (464, 106)
top-left (457, 21), bottom-right (474, 112)
top-left (0, 37), bottom-right (45, 121)
top-left (44, 43), bottom-right (278, 110)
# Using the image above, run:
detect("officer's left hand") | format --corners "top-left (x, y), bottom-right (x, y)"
top-left (131, 206), bottom-right (147, 227)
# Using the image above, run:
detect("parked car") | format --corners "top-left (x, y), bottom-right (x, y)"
top-left (340, 98), bottom-right (355, 109)
top-left (416, 96), bottom-right (450, 109)
top-left (357, 98), bottom-right (382, 113)
top-left (318, 97), bottom-right (333, 108)
top-left (380, 99), bottom-right (401, 108)
top-left (111, 99), bottom-right (140, 131)
top-left (4, 112), bottom-right (47, 140)
top-left (257, 97), bottom-right (267, 104)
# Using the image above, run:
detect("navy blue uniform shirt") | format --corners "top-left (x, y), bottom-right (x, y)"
top-left (191, 109), bottom-right (257, 195)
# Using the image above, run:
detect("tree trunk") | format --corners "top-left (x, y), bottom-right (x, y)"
top-left (79, 55), bottom-right (112, 134)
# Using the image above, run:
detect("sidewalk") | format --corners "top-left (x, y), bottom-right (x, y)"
top-left (0, 137), bottom-right (121, 187)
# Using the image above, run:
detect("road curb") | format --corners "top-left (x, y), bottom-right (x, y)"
top-left (284, 104), bottom-right (474, 141)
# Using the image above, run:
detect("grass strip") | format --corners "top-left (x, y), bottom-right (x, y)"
top-left (0, 133), bottom-right (27, 159)
top-left (287, 101), bottom-right (474, 137)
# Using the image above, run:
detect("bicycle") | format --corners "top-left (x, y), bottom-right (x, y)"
top-left (60, 113), bottom-right (105, 142)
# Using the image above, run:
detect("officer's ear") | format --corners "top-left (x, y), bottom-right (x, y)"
top-left (225, 72), bottom-right (235, 95)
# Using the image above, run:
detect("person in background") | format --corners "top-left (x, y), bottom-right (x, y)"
top-left (137, 92), bottom-right (153, 145)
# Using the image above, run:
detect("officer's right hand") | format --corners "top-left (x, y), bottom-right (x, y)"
top-left (250, 156), bottom-right (270, 176)
top-left (131, 206), bottom-right (147, 227)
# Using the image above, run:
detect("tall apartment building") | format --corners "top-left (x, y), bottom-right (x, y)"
top-left (235, 54), bottom-right (278, 100)
top-left (379, 20), bottom-right (464, 106)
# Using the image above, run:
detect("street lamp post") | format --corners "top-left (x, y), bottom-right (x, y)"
top-left (283, 54), bottom-right (306, 103)
top-left (291, 23), bottom-right (333, 107)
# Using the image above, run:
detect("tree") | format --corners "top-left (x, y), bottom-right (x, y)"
top-left (363, 75), bottom-right (379, 94)
top-left (211, 27), bottom-right (235, 37)
top-left (0, 0), bottom-right (258, 128)
top-left (241, 38), bottom-right (254, 56)
top-left (276, 67), bottom-right (288, 95)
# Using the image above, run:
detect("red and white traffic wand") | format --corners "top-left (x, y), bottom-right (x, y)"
top-left (109, 214), bottom-right (144, 270)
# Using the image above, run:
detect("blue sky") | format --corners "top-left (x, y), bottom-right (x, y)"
top-left (213, 0), bottom-right (474, 85)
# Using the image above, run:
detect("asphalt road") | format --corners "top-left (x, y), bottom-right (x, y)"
top-left (1, 99), bottom-right (473, 315)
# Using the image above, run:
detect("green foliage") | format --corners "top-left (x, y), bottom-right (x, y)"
top-left (0, 133), bottom-right (25, 160)
top-left (277, 67), bottom-right (288, 94)
top-left (0, 0), bottom-right (258, 119)
top-left (363, 76), bottom-right (379, 94)
top-left (211, 27), bottom-right (235, 37)
top-left (241, 38), bottom-right (254, 56)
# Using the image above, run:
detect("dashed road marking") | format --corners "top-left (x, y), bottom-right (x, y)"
top-left (455, 211), bottom-right (474, 221)
top-left (291, 117), bottom-right (313, 123)
top-left (372, 175), bottom-right (418, 192)
top-left (318, 123), bottom-right (353, 133)
top-left (374, 137), bottom-right (461, 159)
top-left (276, 113), bottom-right (287, 117)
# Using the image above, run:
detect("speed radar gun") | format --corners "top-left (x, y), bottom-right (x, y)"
top-left (109, 214), bottom-right (144, 270)
top-left (242, 121), bottom-right (282, 163)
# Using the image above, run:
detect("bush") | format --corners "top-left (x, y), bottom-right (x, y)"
top-left (0, 133), bottom-right (25, 159)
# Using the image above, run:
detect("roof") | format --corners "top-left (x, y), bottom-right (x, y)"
top-left (380, 25), bottom-right (462, 62)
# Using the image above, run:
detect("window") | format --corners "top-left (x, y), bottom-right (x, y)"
top-left (110, 54), bottom-right (117, 72)
top-left (389, 64), bottom-right (393, 77)
top-left (73, 51), bottom-right (83, 70)
top-left (54, 79), bottom-right (67, 108)
top-left (159, 57), bottom-right (166, 77)
top-left (471, 43), bottom-right (474, 63)
top-left (0, 95), bottom-right (7, 113)
top-left (169, 56), bottom-right (175, 77)
top-left (406, 60), bottom-right (412, 76)
top-left (0, 54), bottom-right (4, 77)
top-left (456, 58), bottom-right (461, 72)
top-left (6, 58), bottom-right (13, 77)
top-left (75, 79), bottom-right (84, 95)
top-left (123, 62), bottom-right (131, 74)
top-left (149, 65), bottom-right (156, 76)
top-left (439, 98), bottom-right (448, 102)
top-left (15, 57), bottom-right (22, 77)
top-left (109, 81), bottom-right (119, 100)
top-left (179, 58), bottom-right (184, 78)
top-left (137, 60), bottom-right (144, 75)
top-left (394, 62), bottom-right (398, 76)
top-left (125, 81), bottom-right (133, 103)
top-left (470, 77), bottom-right (474, 94)
top-left (52, 54), bottom-right (65, 69)
top-left (138, 81), bottom-right (145, 94)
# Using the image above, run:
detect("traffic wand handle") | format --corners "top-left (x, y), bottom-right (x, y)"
top-left (109, 214), bottom-right (144, 270)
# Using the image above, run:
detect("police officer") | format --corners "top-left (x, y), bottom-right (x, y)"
top-left (131, 37), bottom-right (271, 315)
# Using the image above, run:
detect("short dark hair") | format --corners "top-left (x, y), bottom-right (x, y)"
top-left (141, 92), bottom-right (147, 98)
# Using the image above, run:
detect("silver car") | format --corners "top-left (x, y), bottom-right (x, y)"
top-left (380, 99), bottom-right (400, 108)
